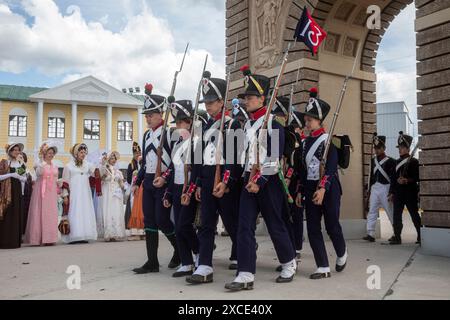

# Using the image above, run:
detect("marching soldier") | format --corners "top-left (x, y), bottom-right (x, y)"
top-left (389, 132), bottom-right (421, 245)
top-left (184, 72), bottom-right (242, 284)
top-left (288, 109), bottom-right (306, 260)
top-left (272, 97), bottom-right (304, 271)
top-left (363, 133), bottom-right (396, 242)
top-left (163, 100), bottom-right (200, 277)
top-left (132, 84), bottom-right (180, 274)
top-left (298, 88), bottom-right (347, 280)
top-left (225, 66), bottom-right (297, 291)
top-left (230, 98), bottom-right (263, 252)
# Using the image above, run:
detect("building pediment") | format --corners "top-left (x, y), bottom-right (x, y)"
top-left (71, 82), bottom-right (109, 102)
top-left (29, 75), bottom-right (142, 108)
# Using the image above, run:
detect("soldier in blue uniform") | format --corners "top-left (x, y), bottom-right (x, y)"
top-left (298, 88), bottom-right (347, 280)
top-left (184, 72), bottom-right (243, 284)
top-left (290, 110), bottom-right (307, 257)
top-left (225, 66), bottom-right (297, 291)
top-left (389, 132), bottom-right (421, 245)
top-left (363, 133), bottom-right (396, 242)
top-left (162, 99), bottom-right (200, 277)
top-left (272, 97), bottom-right (304, 272)
top-left (132, 84), bottom-right (180, 274)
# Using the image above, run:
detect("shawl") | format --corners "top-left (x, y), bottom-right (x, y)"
top-left (0, 159), bottom-right (12, 220)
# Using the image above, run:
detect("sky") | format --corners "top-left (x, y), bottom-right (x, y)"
top-left (375, 3), bottom-right (417, 136)
top-left (0, 0), bottom-right (226, 100)
top-left (0, 0), bottom-right (417, 117)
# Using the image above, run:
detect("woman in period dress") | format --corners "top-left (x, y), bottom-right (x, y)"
top-left (0, 143), bottom-right (28, 249)
top-left (100, 151), bottom-right (126, 242)
top-left (90, 168), bottom-right (104, 238)
top-left (61, 143), bottom-right (98, 244)
top-left (24, 142), bottom-right (59, 246)
top-left (21, 152), bottom-right (34, 236)
top-left (126, 142), bottom-right (145, 241)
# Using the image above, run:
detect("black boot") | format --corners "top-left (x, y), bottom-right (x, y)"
top-left (363, 235), bottom-right (376, 242)
top-left (389, 235), bottom-right (402, 245)
top-left (166, 234), bottom-right (181, 269)
top-left (133, 232), bottom-right (159, 274)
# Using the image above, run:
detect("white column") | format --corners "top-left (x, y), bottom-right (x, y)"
top-left (107, 104), bottom-right (113, 151)
top-left (35, 100), bottom-right (44, 149)
top-left (138, 107), bottom-right (143, 142)
top-left (71, 102), bottom-right (78, 146)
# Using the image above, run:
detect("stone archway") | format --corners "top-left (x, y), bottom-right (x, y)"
top-left (226, 0), bottom-right (450, 253)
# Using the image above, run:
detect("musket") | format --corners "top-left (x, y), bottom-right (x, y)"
top-left (400, 140), bottom-right (420, 179)
top-left (183, 54), bottom-right (209, 194)
top-left (365, 153), bottom-right (374, 215)
top-left (155, 42), bottom-right (190, 179)
top-left (317, 44), bottom-right (361, 188)
top-left (249, 42), bottom-right (292, 184)
top-left (288, 66), bottom-right (302, 126)
top-left (213, 35), bottom-right (239, 191)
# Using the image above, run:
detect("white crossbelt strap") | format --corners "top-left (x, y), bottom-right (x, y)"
top-left (396, 158), bottom-right (408, 172)
top-left (306, 134), bottom-right (329, 167)
top-left (146, 127), bottom-right (171, 167)
top-left (146, 128), bottom-right (161, 151)
top-left (204, 118), bottom-right (227, 141)
top-left (373, 157), bottom-right (390, 183)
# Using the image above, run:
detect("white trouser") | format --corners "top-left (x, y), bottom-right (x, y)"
top-left (367, 182), bottom-right (394, 237)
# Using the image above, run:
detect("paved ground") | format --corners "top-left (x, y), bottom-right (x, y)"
top-left (1, 213), bottom-right (449, 300)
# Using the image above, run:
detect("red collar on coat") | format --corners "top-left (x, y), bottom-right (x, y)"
top-left (151, 120), bottom-right (164, 131)
top-left (213, 110), bottom-right (230, 121)
top-left (300, 132), bottom-right (307, 141)
top-left (250, 107), bottom-right (267, 121)
top-left (311, 127), bottom-right (326, 138)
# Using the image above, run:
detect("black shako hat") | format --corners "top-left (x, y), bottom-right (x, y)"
top-left (142, 83), bottom-right (166, 114)
top-left (373, 132), bottom-right (386, 149)
top-left (291, 111), bottom-right (305, 129)
top-left (397, 131), bottom-right (413, 148)
top-left (272, 96), bottom-right (291, 117)
top-left (200, 71), bottom-right (227, 103)
top-left (302, 88), bottom-right (330, 121)
top-left (171, 99), bottom-right (194, 123)
top-left (237, 65), bottom-right (270, 99)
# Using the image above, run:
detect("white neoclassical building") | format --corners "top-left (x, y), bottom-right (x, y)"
top-left (0, 76), bottom-right (146, 169)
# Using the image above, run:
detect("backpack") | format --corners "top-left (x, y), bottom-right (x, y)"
top-left (332, 135), bottom-right (353, 169)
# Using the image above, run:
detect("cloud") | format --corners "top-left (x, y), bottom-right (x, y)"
top-left (0, 0), bottom-right (224, 101)
top-left (375, 3), bottom-right (417, 108)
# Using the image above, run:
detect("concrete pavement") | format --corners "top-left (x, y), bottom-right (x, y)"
top-left (1, 214), bottom-right (449, 300)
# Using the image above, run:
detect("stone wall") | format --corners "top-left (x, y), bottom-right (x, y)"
top-left (416, 0), bottom-right (450, 228)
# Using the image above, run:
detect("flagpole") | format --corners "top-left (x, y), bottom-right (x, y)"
top-left (288, 37), bottom-right (301, 124)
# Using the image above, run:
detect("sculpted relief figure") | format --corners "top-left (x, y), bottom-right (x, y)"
top-left (256, 0), bottom-right (283, 49)
top-left (252, 0), bottom-right (286, 70)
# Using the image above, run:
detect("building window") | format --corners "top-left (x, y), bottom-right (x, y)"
top-left (48, 117), bottom-right (65, 138)
top-left (117, 121), bottom-right (133, 141)
top-left (83, 119), bottom-right (100, 140)
top-left (9, 115), bottom-right (27, 137)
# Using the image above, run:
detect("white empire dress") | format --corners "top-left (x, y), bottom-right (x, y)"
top-left (62, 160), bottom-right (98, 243)
top-left (100, 165), bottom-right (126, 240)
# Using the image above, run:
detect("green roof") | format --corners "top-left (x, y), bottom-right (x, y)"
top-left (0, 84), bottom-right (47, 102)
top-left (129, 94), bottom-right (145, 102)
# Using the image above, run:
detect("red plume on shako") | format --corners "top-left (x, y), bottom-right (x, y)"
top-left (310, 87), bottom-right (318, 98)
top-left (240, 64), bottom-right (252, 88)
top-left (240, 64), bottom-right (252, 76)
top-left (144, 83), bottom-right (153, 95)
